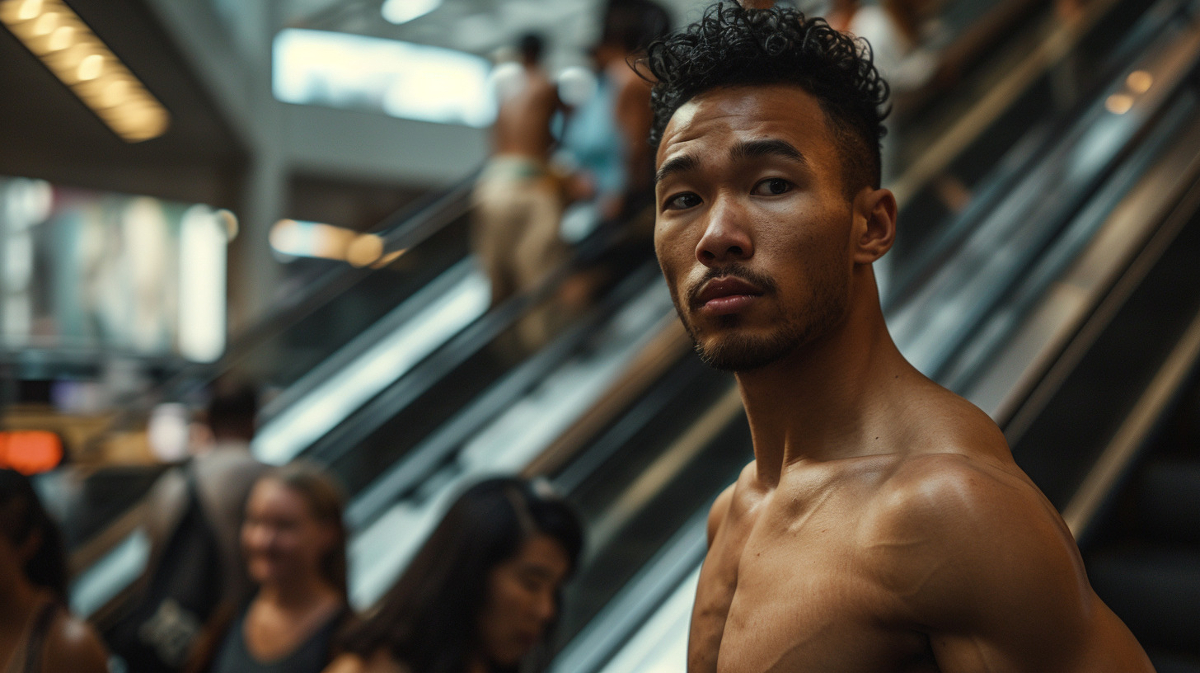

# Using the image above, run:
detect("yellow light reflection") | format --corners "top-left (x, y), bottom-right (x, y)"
top-left (30, 11), bottom-right (54, 35)
top-left (0, 0), bottom-right (170, 142)
top-left (371, 248), bottom-right (407, 268)
top-left (16, 0), bottom-right (41, 21)
top-left (1105, 94), bottom-right (1133, 115)
top-left (78, 53), bottom-right (103, 80)
top-left (346, 234), bottom-right (384, 267)
top-left (46, 23), bottom-right (72, 50)
top-left (269, 219), bottom-right (394, 266)
top-left (1126, 70), bottom-right (1153, 94)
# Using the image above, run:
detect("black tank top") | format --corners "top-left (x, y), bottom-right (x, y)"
top-left (210, 604), bottom-right (346, 673)
top-left (4, 600), bottom-right (59, 673)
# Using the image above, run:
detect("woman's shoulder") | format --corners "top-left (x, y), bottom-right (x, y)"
top-left (41, 608), bottom-right (109, 673)
top-left (322, 649), bottom-right (411, 673)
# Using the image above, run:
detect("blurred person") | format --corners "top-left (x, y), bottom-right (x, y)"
top-left (0, 469), bottom-right (109, 673)
top-left (562, 0), bottom-right (670, 227)
top-left (105, 382), bottom-right (268, 672)
top-left (829, 0), bottom-right (938, 190)
top-left (190, 463), bottom-right (349, 673)
top-left (829, 0), bottom-right (938, 94)
top-left (555, 0), bottom-right (671, 312)
top-left (324, 478), bottom-right (583, 673)
top-left (473, 32), bottom-right (567, 309)
top-left (644, 4), bottom-right (1152, 671)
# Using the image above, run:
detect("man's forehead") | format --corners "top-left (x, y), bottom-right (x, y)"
top-left (656, 84), bottom-right (830, 166)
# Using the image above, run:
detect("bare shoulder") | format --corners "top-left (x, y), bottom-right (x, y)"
top-left (41, 611), bottom-right (109, 673)
top-left (323, 650), bottom-right (412, 673)
top-left (707, 461), bottom-right (760, 546)
top-left (707, 484), bottom-right (735, 546)
top-left (901, 380), bottom-right (1012, 461)
top-left (861, 452), bottom-right (1151, 670)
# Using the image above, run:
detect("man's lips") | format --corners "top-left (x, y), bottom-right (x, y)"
top-left (692, 276), bottom-right (764, 313)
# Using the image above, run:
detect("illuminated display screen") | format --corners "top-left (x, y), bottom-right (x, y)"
top-left (273, 28), bottom-right (496, 128)
top-left (0, 176), bottom-right (228, 362)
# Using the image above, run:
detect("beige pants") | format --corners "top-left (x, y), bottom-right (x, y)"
top-left (471, 160), bottom-right (567, 349)
top-left (471, 163), bottom-right (565, 305)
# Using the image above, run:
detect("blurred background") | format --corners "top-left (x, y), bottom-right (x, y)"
top-left (2, 0), bottom-right (1200, 670)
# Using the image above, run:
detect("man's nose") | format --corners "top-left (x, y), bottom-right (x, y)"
top-left (695, 196), bottom-right (753, 266)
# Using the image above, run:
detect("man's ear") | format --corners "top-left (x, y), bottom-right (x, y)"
top-left (851, 187), bottom-right (897, 265)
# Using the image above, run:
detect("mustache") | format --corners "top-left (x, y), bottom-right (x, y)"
top-left (686, 264), bottom-right (778, 309)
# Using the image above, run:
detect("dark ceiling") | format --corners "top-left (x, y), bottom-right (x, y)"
top-left (0, 0), bottom-right (246, 208)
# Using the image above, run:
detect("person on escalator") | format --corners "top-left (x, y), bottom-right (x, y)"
top-left (323, 478), bottom-right (582, 673)
top-left (555, 0), bottom-right (671, 312)
top-left (643, 4), bottom-right (1152, 671)
top-left (473, 32), bottom-right (568, 311)
top-left (189, 463), bottom-right (350, 673)
top-left (104, 382), bottom-right (268, 672)
top-left (0, 469), bottom-right (109, 673)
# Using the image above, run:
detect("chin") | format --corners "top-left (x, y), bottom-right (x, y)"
top-left (694, 332), bottom-right (798, 372)
top-left (248, 561), bottom-right (283, 585)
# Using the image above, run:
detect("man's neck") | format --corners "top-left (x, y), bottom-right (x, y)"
top-left (735, 277), bottom-right (915, 487)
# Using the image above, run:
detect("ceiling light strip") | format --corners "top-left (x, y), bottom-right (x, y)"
top-left (0, 0), bottom-right (170, 142)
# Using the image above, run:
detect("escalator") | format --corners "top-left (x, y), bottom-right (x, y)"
top-left (549, 0), bottom-right (1200, 670)
top-left (326, 0), bottom-right (1160, 615)
top-left (70, 0), bottom-right (1056, 614)
top-left (55, 173), bottom-right (480, 551)
top-left (63, 0), bottom-right (1195, 654)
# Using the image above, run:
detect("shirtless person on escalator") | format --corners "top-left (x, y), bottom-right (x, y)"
top-left (643, 4), bottom-right (1152, 671)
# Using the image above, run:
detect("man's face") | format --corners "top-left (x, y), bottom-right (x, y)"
top-left (654, 84), bottom-right (856, 372)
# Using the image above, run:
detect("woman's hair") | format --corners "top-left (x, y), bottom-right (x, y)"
top-left (261, 462), bottom-right (348, 596)
top-left (0, 468), bottom-right (69, 600)
top-left (339, 477), bottom-right (584, 673)
top-left (642, 2), bottom-right (891, 195)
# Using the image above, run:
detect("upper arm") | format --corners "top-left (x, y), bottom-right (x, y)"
top-left (323, 650), bottom-right (412, 673)
top-left (322, 653), bottom-right (365, 673)
top-left (871, 458), bottom-right (1151, 672)
top-left (41, 615), bottom-right (110, 673)
top-left (707, 485), bottom-right (735, 547)
top-left (614, 75), bottom-right (653, 149)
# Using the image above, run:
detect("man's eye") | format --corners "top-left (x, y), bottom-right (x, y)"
top-left (665, 192), bottom-right (702, 210)
top-left (752, 178), bottom-right (792, 196)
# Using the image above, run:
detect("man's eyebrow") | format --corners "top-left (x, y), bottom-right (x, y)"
top-left (655, 154), bottom-right (700, 185)
top-left (730, 138), bottom-right (808, 166)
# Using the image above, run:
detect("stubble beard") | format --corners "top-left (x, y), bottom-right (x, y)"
top-left (675, 260), bottom-right (849, 373)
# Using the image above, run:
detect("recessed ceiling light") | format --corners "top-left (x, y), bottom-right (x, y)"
top-left (0, 0), bottom-right (170, 142)
top-left (381, 0), bottom-right (442, 25)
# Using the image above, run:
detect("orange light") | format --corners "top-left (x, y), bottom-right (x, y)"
top-left (1126, 71), bottom-right (1153, 94)
top-left (1105, 94), bottom-right (1133, 115)
top-left (0, 431), bottom-right (64, 475)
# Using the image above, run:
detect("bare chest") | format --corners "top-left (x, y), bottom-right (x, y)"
top-left (690, 496), bottom-right (931, 673)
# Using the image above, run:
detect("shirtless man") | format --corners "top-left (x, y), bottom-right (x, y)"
top-left (643, 5), bottom-right (1152, 671)
top-left (473, 33), bottom-right (565, 308)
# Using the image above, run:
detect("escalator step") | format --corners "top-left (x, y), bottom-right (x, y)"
top-left (1138, 459), bottom-right (1200, 545)
top-left (1086, 547), bottom-right (1200, 655)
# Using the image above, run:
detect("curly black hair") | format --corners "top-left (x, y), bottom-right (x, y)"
top-left (642, 2), bottom-right (891, 195)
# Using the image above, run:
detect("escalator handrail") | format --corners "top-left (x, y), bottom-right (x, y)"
top-left (69, 210), bottom-right (657, 593)
top-left (891, 11), bottom-right (1200, 382)
top-left (335, 259), bottom-right (666, 528)
top-left (885, 0), bottom-right (1191, 305)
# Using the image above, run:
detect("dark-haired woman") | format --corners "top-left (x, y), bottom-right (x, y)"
top-left (0, 468), bottom-right (109, 673)
top-left (198, 463), bottom-right (350, 673)
top-left (324, 478), bottom-right (583, 673)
